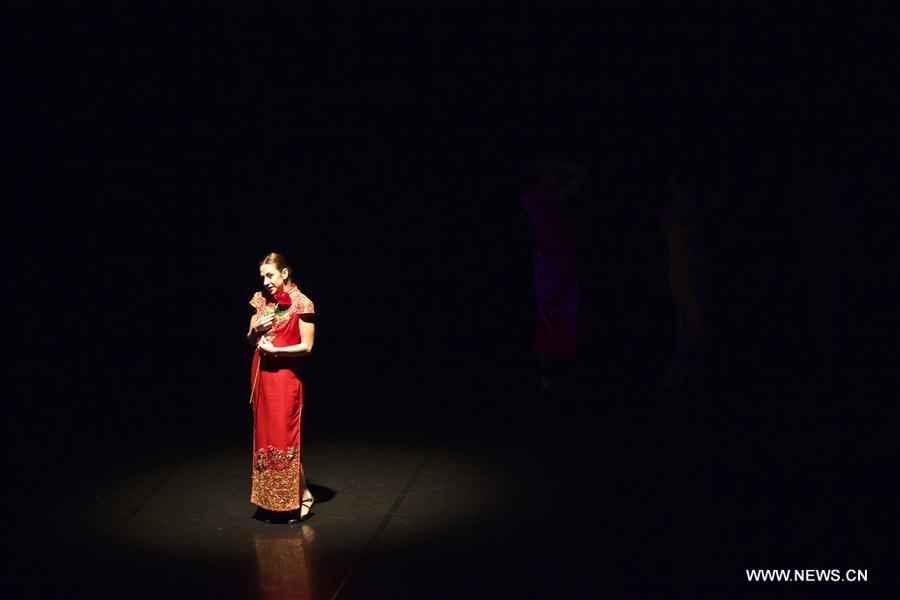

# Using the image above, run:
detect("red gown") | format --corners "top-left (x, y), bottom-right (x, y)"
top-left (248, 284), bottom-right (315, 512)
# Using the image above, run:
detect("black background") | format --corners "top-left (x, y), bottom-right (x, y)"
top-left (6, 1), bottom-right (897, 596)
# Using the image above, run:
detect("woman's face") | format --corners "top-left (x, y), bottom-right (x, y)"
top-left (259, 264), bottom-right (289, 295)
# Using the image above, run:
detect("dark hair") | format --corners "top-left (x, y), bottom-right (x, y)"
top-left (260, 252), bottom-right (292, 281)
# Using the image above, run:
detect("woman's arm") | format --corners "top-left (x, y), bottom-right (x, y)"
top-left (258, 318), bottom-right (315, 357)
top-left (247, 315), bottom-right (259, 345)
top-left (247, 314), bottom-right (275, 346)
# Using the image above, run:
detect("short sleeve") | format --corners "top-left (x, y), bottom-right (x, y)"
top-left (296, 295), bottom-right (315, 315)
top-left (249, 292), bottom-right (266, 312)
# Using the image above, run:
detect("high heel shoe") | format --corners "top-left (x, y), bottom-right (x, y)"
top-left (299, 491), bottom-right (314, 520)
top-left (286, 492), bottom-right (314, 523)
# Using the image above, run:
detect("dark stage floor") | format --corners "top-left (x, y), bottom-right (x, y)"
top-left (8, 360), bottom-right (894, 599)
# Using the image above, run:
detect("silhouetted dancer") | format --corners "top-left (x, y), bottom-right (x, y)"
top-left (521, 159), bottom-right (589, 394)
top-left (660, 176), bottom-right (714, 392)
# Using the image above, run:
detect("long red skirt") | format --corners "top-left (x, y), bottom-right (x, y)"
top-left (250, 351), bottom-right (306, 512)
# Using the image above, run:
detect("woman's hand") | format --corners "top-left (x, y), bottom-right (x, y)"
top-left (257, 339), bottom-right (278, 356)
top-left (253, 314), bottom-right (275, 334)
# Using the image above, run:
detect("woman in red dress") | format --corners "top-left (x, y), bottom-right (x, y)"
top-left (521, 159), bottom-right (589, 390)
top-left (246, 252), bottom-right (316, 522)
